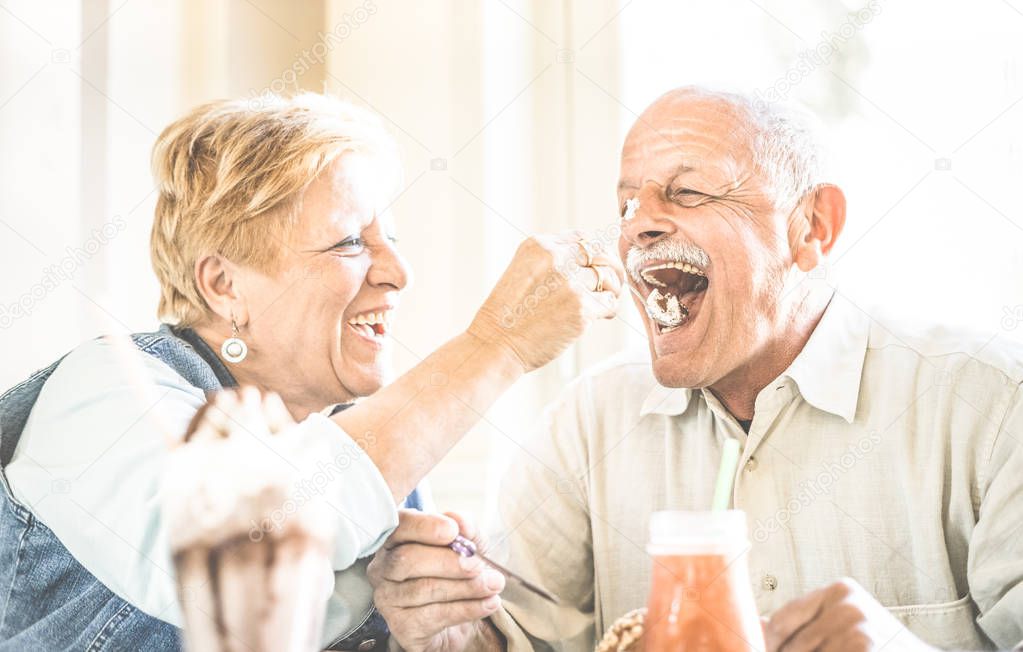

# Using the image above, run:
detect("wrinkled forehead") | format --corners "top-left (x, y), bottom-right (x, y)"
top-left (619, 96), bottom-right (758, 187)
top-left (292, 154), bottom-right (398, 245)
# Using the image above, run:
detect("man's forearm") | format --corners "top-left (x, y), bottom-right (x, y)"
top-left (331, 330), bottom-right (523, 501)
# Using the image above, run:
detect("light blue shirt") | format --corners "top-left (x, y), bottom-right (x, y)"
top-left (6, 336), bottom-right (406, 645)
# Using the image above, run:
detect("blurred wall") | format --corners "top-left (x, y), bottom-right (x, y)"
top-left (2, 0), bottom-right (1021, 518)
top-left (323, 0), bottom-right (629, 516)
top-left (0, 0), bottom-right (631, 517)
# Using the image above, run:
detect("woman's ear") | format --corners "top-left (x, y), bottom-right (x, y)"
top-left (194, 255), bottom-right (250, 326)
top-left (792, 184), bottom-right (846, 272)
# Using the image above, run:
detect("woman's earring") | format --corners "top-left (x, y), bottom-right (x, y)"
top-left (221, 319), bottom-right (248, 364)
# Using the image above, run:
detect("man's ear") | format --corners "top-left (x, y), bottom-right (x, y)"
top-left (194, 255), bottom-right (250, 327)
top-left (792, 184), bottom-right (846, 272)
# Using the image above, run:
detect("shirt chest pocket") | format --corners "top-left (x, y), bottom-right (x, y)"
top-left (887, 594), bottom-right (993, 650)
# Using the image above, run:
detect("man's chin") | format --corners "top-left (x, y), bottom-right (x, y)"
top-left (649, 354), bottom-right (710, 389)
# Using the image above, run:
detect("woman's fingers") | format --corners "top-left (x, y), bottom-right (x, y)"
top-left (386, 597), bottom-right (503, 647)
top-left (443, 511), bottom-right (481, 545)
top-left (374, 571), bottom-right (506, 608)
top-left (579, 264), bottom-right (623, 297)
top-left (368, 509), bottom-right (503, 651)
top-left (384, 509), bottom-right (460, 548)
top-left (468, 230), bottom-right (626, 373)
top-left (371, 541), bottom-right (485, 583)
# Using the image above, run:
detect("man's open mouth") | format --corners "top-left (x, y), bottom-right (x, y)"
top-left (637, 261), bottom-right (710, 334)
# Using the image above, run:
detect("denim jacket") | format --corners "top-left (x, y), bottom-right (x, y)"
top-left (0, 325), bottom-right (414, 651)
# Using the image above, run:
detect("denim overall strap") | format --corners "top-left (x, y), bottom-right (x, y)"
top-left (171, 326), bottom-right (238, 389)
top-left (323, 402), bottom-right (423, 651)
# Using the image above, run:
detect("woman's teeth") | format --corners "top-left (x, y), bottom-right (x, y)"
top-left (348, 310), bottom-right (391, 338)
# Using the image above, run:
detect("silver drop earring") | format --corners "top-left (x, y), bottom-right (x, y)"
top-left (221, 319), bottom-right (248, 364)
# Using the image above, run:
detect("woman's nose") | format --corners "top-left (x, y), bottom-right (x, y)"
top-left (621, 184), bottom-right (678, 249)
top-left (367, 242), bottom-right (412, 292)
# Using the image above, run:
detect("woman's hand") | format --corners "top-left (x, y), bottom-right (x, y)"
top-left (368, 510), bottom-right (506, 652)
top-left (468, 232), bottom-right (625, 373)
top-left (332, 231), bottom-right (624, 501)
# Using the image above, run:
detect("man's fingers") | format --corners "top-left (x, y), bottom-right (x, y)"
top-left (777, 603), bottom-right (863, 652)
top-left (388, 596), bottom-right (503, 639)
top-left (374, 570), bottom-right (506, 608)
top-left (820, 629), bottom-right (872, 652)
top-left (385, 509), bottom-right (460, 548)
top-left (764, 585), bottom-right (832, 651)
top-left (372, 542), bottom-right (485, 583)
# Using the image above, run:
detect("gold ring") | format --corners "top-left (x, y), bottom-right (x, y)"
top-left (576, 238), bottom-right (594, 268)
top-left (592, 264), bottom-right (606, 293)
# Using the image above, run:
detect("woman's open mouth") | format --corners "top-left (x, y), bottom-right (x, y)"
top-left (636, 261), bottom-right (710, 335)
top-left (346, 309), bottom-right (392, 341)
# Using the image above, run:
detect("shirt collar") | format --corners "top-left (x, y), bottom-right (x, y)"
top-left (637, 292), bottom-right (870, 423)
top-left (639, 384), bottom-right (694, 417)
top-left (779, 292), bottom-right (870, 423)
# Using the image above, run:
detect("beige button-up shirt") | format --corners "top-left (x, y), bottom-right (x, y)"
top-left (488, 293), bottom-right (1023, 651)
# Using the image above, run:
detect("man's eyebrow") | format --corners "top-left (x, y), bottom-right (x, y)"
top-left (618, 164), bottom-right (695, 191)
top-left (668, 163), bottom-right (696, 178)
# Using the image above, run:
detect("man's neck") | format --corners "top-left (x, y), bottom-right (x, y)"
top-left (708, 288), bottom-right (833, 421)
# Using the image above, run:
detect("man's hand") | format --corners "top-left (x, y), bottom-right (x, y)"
top-left (368, 510), bottom-right (506, 652)
top-left (764, 578), bottom-right (937, 652)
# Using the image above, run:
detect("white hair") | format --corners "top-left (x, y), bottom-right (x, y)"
top-left (746, 97), bottom-right (831, 209)
top-left (655, 87), bottom-right (832, 209)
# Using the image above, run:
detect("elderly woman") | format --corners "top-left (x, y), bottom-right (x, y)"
top-left (0, 94), bottom-right (623, 650)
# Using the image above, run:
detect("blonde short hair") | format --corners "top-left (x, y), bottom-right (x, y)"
top-left (150, 92), bottom-right (399, 327)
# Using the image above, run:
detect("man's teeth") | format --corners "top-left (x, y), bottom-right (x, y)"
top-left (639, 261), bottom-right (706, 287)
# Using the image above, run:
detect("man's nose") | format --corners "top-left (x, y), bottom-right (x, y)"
top-left (368, 241), bottom-right (412, 292)
top-left (622, 184), bottom-right (678, 249)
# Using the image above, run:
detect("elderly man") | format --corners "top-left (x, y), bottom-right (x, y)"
top-left (367, 87), bottom-right (1023, 651)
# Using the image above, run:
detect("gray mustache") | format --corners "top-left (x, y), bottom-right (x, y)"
top-left (626, 239), bottom-right (711, 285)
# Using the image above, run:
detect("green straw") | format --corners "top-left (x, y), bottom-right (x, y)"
top-left (711, 438), bottom-right (741, 511)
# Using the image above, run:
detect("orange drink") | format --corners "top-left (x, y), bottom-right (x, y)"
top-left (643, 511), bottom-right (764, 651)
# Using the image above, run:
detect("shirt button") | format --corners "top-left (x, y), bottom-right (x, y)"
top-left (357, 639), bottom-right (377, 651)
top-left (745, 457), bottom-right (758, 472)
top-left (761, 574), bottom-right (778, 591)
